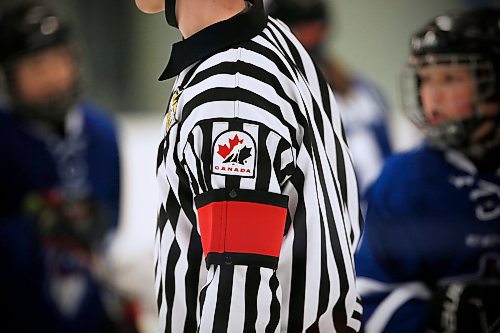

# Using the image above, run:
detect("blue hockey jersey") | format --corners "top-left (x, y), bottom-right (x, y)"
top-left (355, 143), bottom-right (500, 333)
top-left (0, 103), bottom-right (120, 332)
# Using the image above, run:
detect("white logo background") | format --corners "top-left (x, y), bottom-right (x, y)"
top-left (212, 130), bottom-right (256, 177)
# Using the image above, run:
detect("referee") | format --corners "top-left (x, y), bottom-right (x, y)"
top-left (135, 0), bottom-right (363, 332)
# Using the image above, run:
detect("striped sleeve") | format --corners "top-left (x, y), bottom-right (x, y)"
top-left (180, 98), bottom-right (296, 332)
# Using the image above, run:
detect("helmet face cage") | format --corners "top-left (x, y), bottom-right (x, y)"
top-left (401, 53), bottom-right (496, 130)
top-left (401, 53), bottom-right (498, 154)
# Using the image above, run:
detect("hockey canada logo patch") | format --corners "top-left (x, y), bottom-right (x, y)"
top-left (212, 130), bottom-right (256, 177)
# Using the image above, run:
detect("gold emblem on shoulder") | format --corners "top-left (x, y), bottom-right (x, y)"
top-left (166, 89), bottom-right (182, 132)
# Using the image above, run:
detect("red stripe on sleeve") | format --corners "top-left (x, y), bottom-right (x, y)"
top-left (197, 200), bottom-right (287, 258)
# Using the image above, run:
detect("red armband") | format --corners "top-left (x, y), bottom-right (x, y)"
top-left (195, 189), bottom-right (288, 269)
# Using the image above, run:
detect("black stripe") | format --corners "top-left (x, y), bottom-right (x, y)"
top-left (176, 162), bottom-right (197, 226)
top-left (163, 193), bottom-right (182, 332)
top-left (306, 322), bottom-right (319, 333)
top-left (243, 267), bottom-right (261, 333)
top-left (268, 20), bottom-right (305, 76)
top-left (157, 204), bottom-right (168, 235)
top-left (287, 169), bottom-right (307, 333)
top-left (340, 121), bottom-right (349, 147)
top-left (352, 308), bottom-right (362, 322)
top-left (242, 39), bottom-right (295, 82)
top-left (170, 104), bottom-right (204, 333)
top-left (154, 247), bottom-right (159, 280)
top-left (317, 207), bottom-right (330, 319)
top-left (183, 230), bottom-right (203, 333)
top-left (274, 137), bottom-right (292, 186)
top-left (311, 94), bottom-right (325, 143)
top-left (187, 132), bottom-right (207, 193)
top-left (199, 122), bottom-right (215, 191)
top-left (212, 265), bottom-right (234, 333)
top-left (198, 269), bottom-right (217, 332)
top-left (316, 63), bottom-right (332, 122)
top-left (185, 161), bottom-right (200, 196)
top-left (166, 191), bottom-right (181, 230)
top-left (206, 252), bottom-right (279, 270)
top-left (179, 60), bottom-right (205, 88)
top-left (157, 136), bottom-right (167, 173)
top-left (157, 279), bottom-right (163, 318)
top-left (255, 125), bottom-right (272, 191)
top-left (165, 240), bottom-right (180, 333)
top-left (334, 135), bottom-right (349, 208)
top-left (261, 28), bottom-right (300, 80)
top-left (357, 206), bottom-right (364, 245)
top-left (194, 188), bottom-right (289, 209)
top-left (266, 271), bottom-right (281, 333)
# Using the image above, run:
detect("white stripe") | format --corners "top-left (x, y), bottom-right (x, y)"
top-left (158, 222), bottom-right (175, 333)
top-left (198, 266), bottom-right (219, 332)
top-left (365, 282), bottom-right (431, 333)
top-left (277, 209), bottom-right (295, 331)
top-left (171, 210), bottom-right (193, 332)
top-left (240, 123), bottom-right (259, 190)
top-left (265, 131), bottom-right (282, 192)
top-left (210, 122), bottom-right (230, 189)
top-left (183, 48), bottom-right (240, 87)
top-left (357, 277), bottom-right (412, 295)
top-left (255, 269), bottom-right (276, 332)
top-left (227, 266), bottom-right (247, 332)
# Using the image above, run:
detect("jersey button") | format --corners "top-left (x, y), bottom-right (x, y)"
top-left (229, 189), bottom-right (237, 199)
top-left (225, 254), bottom-right (232, 265)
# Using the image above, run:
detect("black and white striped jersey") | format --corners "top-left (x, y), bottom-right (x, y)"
top-left (154, 0), bottom-right (363, 332)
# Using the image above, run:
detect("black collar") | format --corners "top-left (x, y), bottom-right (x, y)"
top-left (159, 0), bottom-right (267, 81)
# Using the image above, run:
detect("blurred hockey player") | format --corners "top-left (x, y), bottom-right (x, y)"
top-left (0, 2), bottom-right (137, 332)
top-left (355, 7), bottom-right (500, 333)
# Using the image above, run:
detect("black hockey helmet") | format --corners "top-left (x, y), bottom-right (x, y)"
top-left (0, 1), bottom-right (71, 64)
top-left (265, 0), bottom-right (329, 26)
top-left (402, 7), bottom-right (500, 159)
top-left (0, 2), bottom-right (80, 131)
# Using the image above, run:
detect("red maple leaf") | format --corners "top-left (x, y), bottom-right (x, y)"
top-left (217, 134), bottom-right (243, 159)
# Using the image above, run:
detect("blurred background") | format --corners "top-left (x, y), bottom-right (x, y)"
top-left (2, 0), bottom-right (498, 331)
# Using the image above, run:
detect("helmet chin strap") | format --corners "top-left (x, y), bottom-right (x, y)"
top-left (165, 0), bottom-right (178, 28)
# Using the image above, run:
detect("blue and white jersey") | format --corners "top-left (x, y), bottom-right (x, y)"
top-left (354, 143), bottom-right (500, 333)
top-left (0, 103), bottom-right (121, 332)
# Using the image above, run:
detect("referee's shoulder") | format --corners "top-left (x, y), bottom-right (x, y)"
top-left (184, 46), bottom-right (289, 101)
